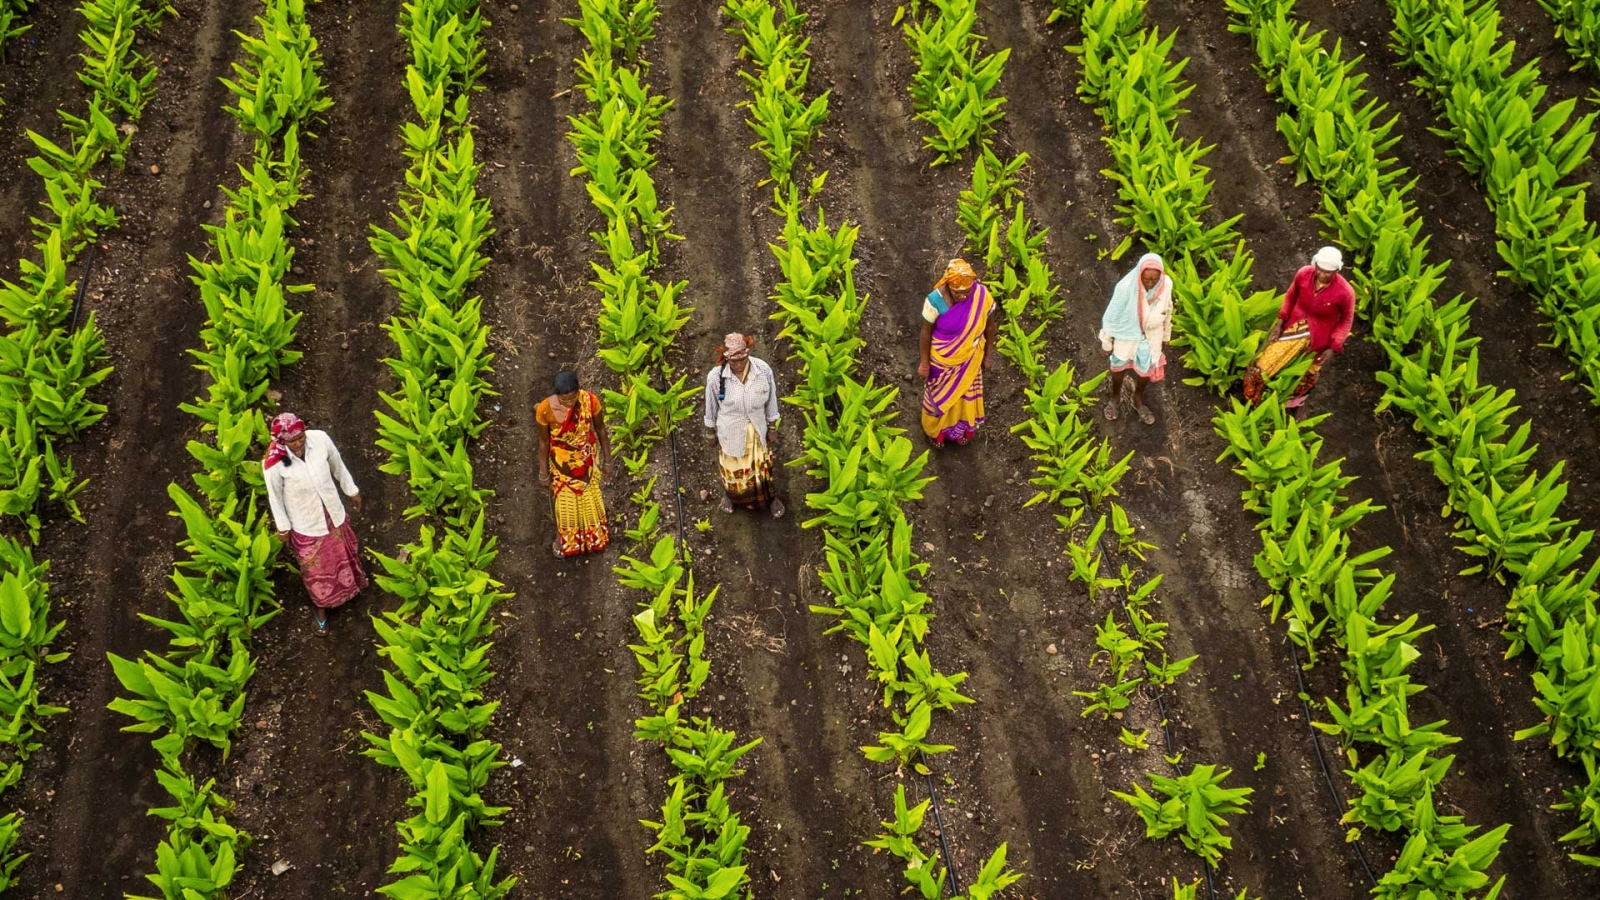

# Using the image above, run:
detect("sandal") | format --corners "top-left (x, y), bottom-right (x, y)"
top-left (313, 608), bottom-right (328, 635)
top-left (720, 495), bottom-right (734, 514)
top-left (1137, 405), bottom-right (1155, 425)
top-left (771, 498), bottom-right (786, 519)
top-left (1104, 399), bottom-right (1119, 421)
top-left (552, 537), bottom-right (565, 559)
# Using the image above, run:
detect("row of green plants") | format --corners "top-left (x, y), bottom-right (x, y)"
top-left (1232, 0), bottom-right (1600, 867)
top-left (900, 0), bottom-right (1010, 165)
top-left (1536, 0), bottom-right (1600, 73)
top-left (104, 0), bottom-right (324, 896)
top-left (1056, 0), bottom-right (1518, 894)
top-left (360, 1), bottom-right (516, 896)
top-left (0, 0), bottom-right (167, 541)
top-left (566, 0), bottom-right (695, 477)
top-left (1384, 0), bottom-right (1600, 406)
top-left (568, 3), bottom-right (761, 897)
top-left (723, 2), bottom-right (1021, 896)
top-left (0, 0), bottom-right (167, 887)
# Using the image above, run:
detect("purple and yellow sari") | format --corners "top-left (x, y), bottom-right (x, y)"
top-left (921, 283), bottom-right (994, 446)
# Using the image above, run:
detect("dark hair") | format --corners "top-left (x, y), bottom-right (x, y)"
top-left (554, 370), bottom-right (579, 394)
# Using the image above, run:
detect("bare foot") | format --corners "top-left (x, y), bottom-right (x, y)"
top-left (1137, 405), bottom-right (1155, 425)
top-left (720, 495), bottom-right (734, 514)
top-left (1104, 399), bottom-right (1119, 421)
top-left (771, 498), bottom-right (786, 519)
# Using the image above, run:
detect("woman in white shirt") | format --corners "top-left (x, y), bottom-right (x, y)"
top-left (262, 413), bottom-right (367, 633)
top-left (704, 333), bottom-right (784, 518)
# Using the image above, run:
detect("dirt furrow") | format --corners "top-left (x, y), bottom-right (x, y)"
top-left (467, 2), bottom-right (659, 897)
top-left (646, 0), bottom-right (904, 895)
top-left (9, 0), bottom-right (252, 893)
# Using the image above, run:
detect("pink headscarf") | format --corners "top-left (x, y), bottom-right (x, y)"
top-left (720, 333), bottom-right (751, 363)
top-left (264, 413), bottom-right (306, 469)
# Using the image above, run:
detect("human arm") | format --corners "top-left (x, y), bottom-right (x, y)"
top-left (1329, 285), bottom-right (1356, 353)
top-left (919, 320), bottom-right (934, 377)
top-left (594, 397), bottom-right (612, 468)
top-left (704, 368), bottom-right (721, 435)
top-left (763, 362), bottom-right (780, 426)
top-left (324, 434), bottom-right (361, 513)
top-left (536, 417), bottom-right (552, 484)
top-left (982, 306), bottom-right (999, 370)
top-left (1270, 269), bottom-right (1302, 342)
top-left (263, 465), bottom-right (291, 542)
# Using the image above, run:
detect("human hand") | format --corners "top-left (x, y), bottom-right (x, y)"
top-left (540, 469), bottom-right (551, 485)
top-left (275, 530), bottom-right (290, 546)
top-left (348, 493), bottom-right (362, 514)
top-left (918, 362), bottom-right (931, 378)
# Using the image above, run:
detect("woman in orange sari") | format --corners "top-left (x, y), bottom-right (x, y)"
top-left (918, 259), bottom-right (997, 447)
top-left (536, 371), bottom-right (611, 558)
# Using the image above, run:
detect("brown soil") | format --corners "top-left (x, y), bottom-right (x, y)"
top-left (0, 0), bottom-right (1594, 897)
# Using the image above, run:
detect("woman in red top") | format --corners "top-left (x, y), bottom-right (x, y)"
top-left (1243, 246), bottom-right (1355, 411)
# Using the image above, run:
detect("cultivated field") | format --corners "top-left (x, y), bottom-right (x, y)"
top-left (0, 0), bottom-right (1598, 898)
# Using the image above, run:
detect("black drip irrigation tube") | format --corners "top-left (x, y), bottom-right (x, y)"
top-left (33, 238), bottom-right (101, 525)
top-left (68, 241), bottom-right (98, 332)
top-left (920, 748), bottom-right (965, 895)
top-left (1286, 639), bottom-right (1378, 887)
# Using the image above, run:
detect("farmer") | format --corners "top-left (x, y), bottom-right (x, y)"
top-left (1243, 246), bottom-right (1355, 412)
top-left (919, 258), bottom-right (997, 447)
top-left (537, 370), bottom-right (612, 558)
top-left (1099, 252), bottom-right (1174, 425)
top-left (704, 333), bottom-right (784, 517)
top-left (263, 413), bottom-right (367, 634)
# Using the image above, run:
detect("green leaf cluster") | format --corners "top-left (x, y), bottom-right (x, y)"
top-left (1113, 765), bottom-right (1254, 866)
top-left (1389, 0), bottom-right (1600, 403)
top-left (901, 0), bottom-right (1010, 165)
top-left (566, 0), bottom-right (693, 472)
top-left (0, 0), bottom-right (170, 538)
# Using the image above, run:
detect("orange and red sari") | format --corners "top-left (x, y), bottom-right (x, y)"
top-left (537, 390), bottom-right (609, 557)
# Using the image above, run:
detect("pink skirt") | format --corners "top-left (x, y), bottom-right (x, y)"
top-left (289, 511), bottom-right (368, 609)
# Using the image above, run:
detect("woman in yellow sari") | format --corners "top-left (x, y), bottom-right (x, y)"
top-left (919, 259), bottom-right (997, 447)
top-left (537, 371), bottom-right (611, 558)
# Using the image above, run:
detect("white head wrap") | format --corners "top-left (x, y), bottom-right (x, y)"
top-left (1312, 246), bottom-right (1343, 272)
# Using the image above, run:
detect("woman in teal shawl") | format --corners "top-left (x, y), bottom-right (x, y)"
top-left (1098, 252), bottom-right (1173, 424)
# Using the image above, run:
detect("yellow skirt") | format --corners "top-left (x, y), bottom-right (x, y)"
top-left (553, 469), bottom-right (609, 556)
top-left (719, 423), bottom-right (775, 508)
top-left (1243, 323), bottom-right (1323, 409)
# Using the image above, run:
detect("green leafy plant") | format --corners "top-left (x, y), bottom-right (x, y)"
top-left (1113, 765), bottom-right (1254, 865)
